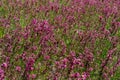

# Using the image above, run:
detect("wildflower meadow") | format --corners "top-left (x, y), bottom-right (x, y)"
top-left (0, 0), bottom-right (120, 80)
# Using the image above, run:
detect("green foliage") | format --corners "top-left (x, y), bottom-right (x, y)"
top-left (0, 7), bottom-right (6, 16)
top-left (105, 17), bottom-right (113, 30)
top-left (0, 27), bottom-right (4, 38)
top-left (111, 67), bottom-right (120, 80)
top-left (116, 28), bottom-right (120, 37)
top-left (20, 16), bottom-right (26, 28)
top-left (95, 39), bottom-right (111, 59)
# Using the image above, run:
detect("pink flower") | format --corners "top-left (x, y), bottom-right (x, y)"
top-left (31, 74), bottom-right (36, 79)
top-left (60, 64), bottom-right (67, 69)
top-left (32, 19), bottom-right (37, 24)
top-left (73, 58), bottom-right (82, 66)
top-left (70, 72), bottom-right (80, 78)
top-left (89, 67), bottom-right (93, 71)
top-left (84, 48), bottom-right (93, 61)
top-left (81, 74), bottom-right (87, 80)
top-left (81, 72), bottom-right (89, 80)
top-left (88, 0), bottom-right (97, 5)
top-left (30, 67), bottom-right (34, 71)
top-left (61, 58), bottom-right (68, 64)
top-left (0, 68), bottom-right (4, 80)
top-left (70, 51), bottom-right (76, 57)
top-left (32, 46), bottom-right (37, 51)
top-left (103, 73), bottom-right (109, 80)
top-left (44, 55), bottom-right (50, 60)
top-left (1, 62), bottom-right (8, 68)
top-left (26, 57), bottom-right (35, 71)
top-left (77, 78), bottom-right (82, 80)
top-left (16, 66), bottom-right (21, 72)
top-left (53, 76), bottom-right (58, 80)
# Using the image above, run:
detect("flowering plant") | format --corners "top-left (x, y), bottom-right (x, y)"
top-left (0, 0), bottom-right (120, 80)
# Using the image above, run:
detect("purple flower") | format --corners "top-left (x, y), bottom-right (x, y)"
top-left (0, 68), bottom-right (4, 80)
top-left (73, 58), bottom-right (82, 65)
top-left (26, 57), bottom-right (35, 71)
top-left (70, 72), bottom-right (80, 78)
top-left (84, 48), bottom-right (93, 61)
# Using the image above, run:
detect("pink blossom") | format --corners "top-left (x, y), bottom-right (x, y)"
top-left (44, 55), bottom-right (50, 60)
top-left (31, 74), bottom-right (36, 79)
top-left (0, 68), bottom-right (4, 80)
top-left (15, 66), bottom-right (21, 72)
top-left (81, 72), bottom-right (87, 80)
top-left (1, 62), bottom-right (8, 68)
top-left (70, 72), bottom-right (80, 78)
